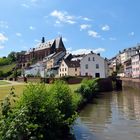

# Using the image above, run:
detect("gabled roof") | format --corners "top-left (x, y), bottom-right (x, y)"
top-left (25, 37), bottom-right (65, 54)
top-left (64, 60), bottom-right (80, 68)
top-left (81, 52), bottom-right (105, 61)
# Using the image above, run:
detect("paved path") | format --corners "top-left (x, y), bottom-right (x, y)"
top-left (0, 80), bottom-right (26, 87)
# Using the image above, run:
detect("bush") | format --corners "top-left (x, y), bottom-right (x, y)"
top-left (77, 78), bottom-right (99, 102)
top-left (0, 80), bottom-right (81, 140)
top-left (60, 76), bottom-right (73, 82)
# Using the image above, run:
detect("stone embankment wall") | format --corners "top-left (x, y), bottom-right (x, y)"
top-left (121, 78), bottom-right (140, 89)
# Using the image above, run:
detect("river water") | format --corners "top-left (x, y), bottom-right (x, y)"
top-left (73, 88), bottom-right (140, 140)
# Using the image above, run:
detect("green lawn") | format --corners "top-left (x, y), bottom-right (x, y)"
top-left (0, 80), bottom-right (11, 85)
top-left (0, 83), bottom-right (81, 101)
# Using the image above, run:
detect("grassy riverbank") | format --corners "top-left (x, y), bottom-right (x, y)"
top-left (0, 83), bottom-right (81, 100)
top-left (0, 79), bottom-right (99, 139)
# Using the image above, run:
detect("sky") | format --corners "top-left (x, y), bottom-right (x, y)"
top-left (0, 0), bottom-right (140, 59)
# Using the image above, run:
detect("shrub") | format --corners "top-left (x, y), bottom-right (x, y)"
top-left (60, 76), bottom-right (73, 82)
top-left (77, 78), bottom-right (99, 102)
top-left (0, 80), bottom-right (81, 140)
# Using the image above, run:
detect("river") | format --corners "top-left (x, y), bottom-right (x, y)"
top-left (73, 88), bottom-right (140, 140)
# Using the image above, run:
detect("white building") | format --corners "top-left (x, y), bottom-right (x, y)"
top-left (80, 52), bottom-right (108, 78)
top-left (23, 61), bottom-right (45, 77)
top-left (131, 52), bottom-right (140, 78)
top-left (120, 47), bottom-right (137, 64)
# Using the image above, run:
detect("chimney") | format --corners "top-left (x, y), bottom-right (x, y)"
top-left (90, 51), bottom-right (93, 54)
top-left (41, 37), bottom-right (45, 43)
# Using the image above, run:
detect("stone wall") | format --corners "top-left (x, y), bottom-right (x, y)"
top-left (18, 77), bottom-right (41, 83)
top-left (121, 78), bottom-right (140, 89)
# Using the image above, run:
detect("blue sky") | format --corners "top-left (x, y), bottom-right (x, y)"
top-left (0, 0), bottom-right (140, 58)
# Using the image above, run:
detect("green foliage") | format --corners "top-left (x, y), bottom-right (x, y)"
top-left (7, 52), bottom-right (17, 62)
top-left (0, 86), bottom-right (17, 117)
top-left (0, 57), bottom-right (12, 66)
top-left (77, 78), bottom-right (99, 102)
top-left (116, 63), bottom-right (124, 74)
top-left (0, 63), bottom-right (16, 78)
top-left (0, 70), bottom-right (3, 77)
top-left (60, 76), bottom-right (73, 82)
top-left (26, 74), bottom-right (34, 77)
top-left (0, 80), bottom-right (81, 140)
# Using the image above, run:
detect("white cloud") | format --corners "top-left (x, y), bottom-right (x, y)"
top-left (129, 32), bottom-right (134, 36)
top-left (21, 3), bottom-right (30, 8)
top-left (78, 16), bottom-right (92, 21)
top-left (16, 32), bottom-right (22, 37)
top-left (80, 24), bottom-right (91, 31)
top-left (29, 26), bottom-right (36, 30)
top-left (109, 37), bottom-right (116, 41)
top-left (70, 48), bottom-right (105, 55)
top-left (66, 47), bottom-right (72, 52)
top-left (50, 10), bottom-right (76, 25)
top-left (0, 33), bottom-right (8, 43)
top-left (88, 30), bottom-right (101, 38)
top-left (34, 39), bottom-right (40, 43)
top-left (101, 25), bottom-right (110, 31)
top-left (62, 37), bottom-right (67, 42)
top-left (83, 17), bottom-right (91, 21)
top-left (93, 48), bottom-right (106, 53)
top-left (0, 21), bottom-right (8, 29)
top-left (0, 45), bottom-right (5, 49)
top-left (21, 0), bottom-right (39, 8)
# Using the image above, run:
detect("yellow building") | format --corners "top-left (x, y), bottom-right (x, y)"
top-left (59, 60), bottom-right (80, 77)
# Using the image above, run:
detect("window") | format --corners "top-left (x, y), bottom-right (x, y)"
top-left (75, 74), bottom-right (77, 76)
top-left (93, 57), bottom-right (95, 61)
top-left (85, 64), bottom-right (88, 69)
top-left (62, 68), bottom-right (64, 71)
top-left (88, 57), bottom-right (90, 61)
top-left (85, 72), bottom-right (88, 76)
top-left (95, 73), bottom-right (100, 78)
top-left (60, 68), bottom-right (61, 72)
top-left (96, 64), bottom-right (99, 69)
top-left (75, 68), bottom-right (77, 71)
top-left (65, 68), bottom-right (67, 71)
top-left (60, 74), bottom-right (61, 77)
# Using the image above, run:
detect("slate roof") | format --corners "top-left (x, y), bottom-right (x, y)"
top-left (25, 37), bottom-right (65, 54)
top-left (64, 60), bottom-right (80, 68)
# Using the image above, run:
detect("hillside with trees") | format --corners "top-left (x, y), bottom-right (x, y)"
top-left (0, 51), bottom-right (24, 79)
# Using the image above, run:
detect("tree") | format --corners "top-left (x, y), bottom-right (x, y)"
top-left (8, 52), bottom-right (16, 62)
top-left (0, 70), bottom-right (3, 77)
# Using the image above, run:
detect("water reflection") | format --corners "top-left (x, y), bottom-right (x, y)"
top-left (74, 88), bottom-right (140, 140)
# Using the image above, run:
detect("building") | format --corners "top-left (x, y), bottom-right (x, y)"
top-left (46, 51), bottom-right (66, 77)
top-left (80, 52), bottom-right (108, 78)
top-left (124, 59), bottom-right (132, 78)
top-left (59, 59), bottom-right (80, 77)
top-left (23, 61), bottom-right (45, 77)
top-left (18, 37), bottom-right (66, 68)
top-left (120, 47), bottom-right (137, 64)
top-left (108, 57), bottom-right (117, 76)
top-left (131, 52), bottom-right (140, 78)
